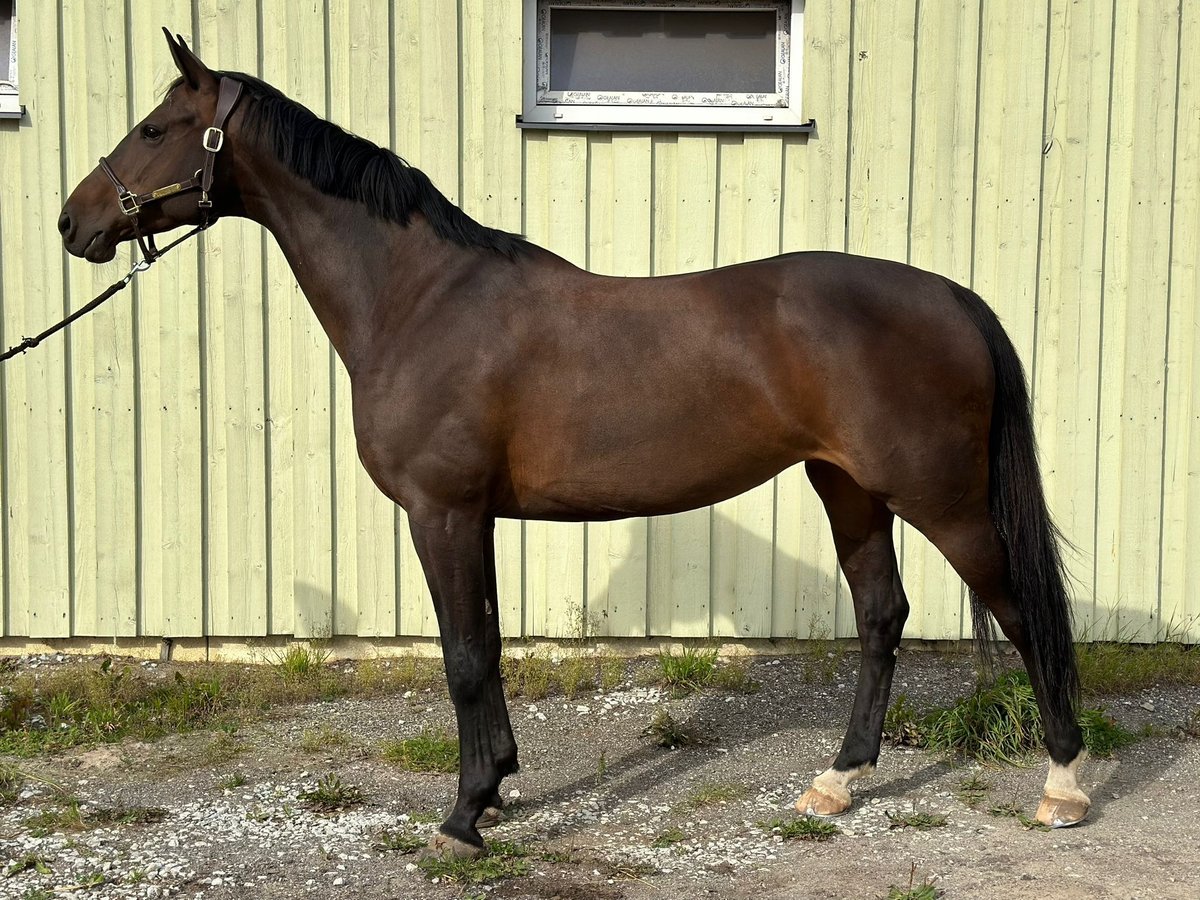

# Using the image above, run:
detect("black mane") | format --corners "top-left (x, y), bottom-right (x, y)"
top-left (187, 72), bottom-right (529, 259)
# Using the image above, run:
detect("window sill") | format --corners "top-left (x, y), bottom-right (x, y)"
top-left (516, 115), bottom-right (815, 134)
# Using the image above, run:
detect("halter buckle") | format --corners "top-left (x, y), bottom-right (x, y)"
top-left (117, 192), bottom-right (140, 216)
top-left (202, 127), bottom-right (225, 153)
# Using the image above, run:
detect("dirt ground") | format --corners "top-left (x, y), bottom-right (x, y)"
top-left (3, 650), bottom-right (1198, 900)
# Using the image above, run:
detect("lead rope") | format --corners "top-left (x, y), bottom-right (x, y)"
top-left (0, 221), bottom-right (209, 363)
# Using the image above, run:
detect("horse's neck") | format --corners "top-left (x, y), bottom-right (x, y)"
top-left (238, 164), bottom-right (458, 371)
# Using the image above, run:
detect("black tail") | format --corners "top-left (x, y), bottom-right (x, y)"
top-left (946, 279), bottom-right (1079, 733)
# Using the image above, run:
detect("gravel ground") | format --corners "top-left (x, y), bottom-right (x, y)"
top-left (2, 651), bottom-right (1198, 899)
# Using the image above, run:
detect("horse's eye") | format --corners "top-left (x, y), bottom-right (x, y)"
top-left (141, 124), bottom-right (164, 141)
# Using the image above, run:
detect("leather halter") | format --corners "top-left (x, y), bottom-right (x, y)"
top-left (99, 76), bottom-right (244, 263)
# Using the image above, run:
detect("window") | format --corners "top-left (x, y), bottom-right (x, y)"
top-left (0, 0), bottom-right (18, 119)
top-left (520, 0), bottom-right (811, 131)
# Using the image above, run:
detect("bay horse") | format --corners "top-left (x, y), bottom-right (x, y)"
top-left (58, 31), bottom-right (1089, 856)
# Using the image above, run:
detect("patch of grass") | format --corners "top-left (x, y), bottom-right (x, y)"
top-left (644, 709), bottom-right (705, 749)
top-left (21, 890), bottom-right (53, 900)
top-left (78, 871), bottom-right (107, 888)
top-left (1076, 640), bottom-right (1200, 695)
top-left (1183, 708), bottom-right (1200, 739)
top-left (711, 660), bottom-right (760, 694)
top-left (501, 655), bottom-right (554, 700)
top-left (887, 864), bottom-right (942, 900)
top-left (801, 618), bottom-right (845, 684)
top-left (0, 763), bottom-right (24, 805)
top-left (956, 772), bottom-right (992, 807)
top-left (218, 771), bottom-right (248, 790)
top-left (761, 816), bottom-right (840, 842)
top-left (989, 800), bottom-right (1049, 832)
top-left (599, 657), bottom-right (626, 692)
top-left (352, 657), bottom-right (442, 696)
top-left (298, 773), bottom-right (364, 813)
top-left (201, 730), bottom-right (249, 767)
top-left (682, 782), bottom-right (747, 809)
top-left (558, 657), bottom-right (595, 699)
top-left (913, 670), bottom-right (1138, 765)
top-left (300, 724), bottom-right (351, 753)
top-left (6, 854), bottom-right (52, 877)
top-left (885, 807), bottom-right (948, 830)
top-left (595, 860), bottom-right (658, 880)
top-left (884, 693), bottom-right (927, 747)
top-left (89, 805), bottom-right (168, 827)
top-left (651, 826), bottom-right (687, 849)
top-left (380, 729), bottom-right (459, 773)
top-left (25, 800), bottom-right (85, 836)
top-left (272, 644), bottom-right (330, 680)
top-left (1078, 707), bottom-right (1138, 757)
top-left (657, 648), bottom-right (717, 693)
top-left (373, 828), bottom-right (426, 853)
top-left (416, 839), bottom-right (532, 885)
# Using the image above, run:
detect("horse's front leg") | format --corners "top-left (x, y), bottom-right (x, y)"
top-left (408, 508), bottom-right (511, 858)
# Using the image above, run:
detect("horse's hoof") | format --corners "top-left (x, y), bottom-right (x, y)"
top-left (476, 805), bottom-right (504, 829)
top-left (1035, 794), bottom-right (1090, 828)
top-left (418, 831), bottom-right (485, 861)
top-left (794, 786), bottom-right (851, 818)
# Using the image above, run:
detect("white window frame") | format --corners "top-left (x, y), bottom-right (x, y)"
top-left (520, 0), bottom-right (809, 131)
top-left (0, 1), bottom-right (19, 120)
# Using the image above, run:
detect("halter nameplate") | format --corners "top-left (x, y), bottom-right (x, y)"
top-left (147, 182), bottom-right (187, 202)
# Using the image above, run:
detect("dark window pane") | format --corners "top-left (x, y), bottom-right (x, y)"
top-left (549, 8), bottom-right (776, 95)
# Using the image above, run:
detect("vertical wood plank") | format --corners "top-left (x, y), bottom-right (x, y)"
top-left (774, 0), bottom-right (852, 640)
top-left (584, 133), bottom-right (651, 637)
top-left (1096, 0), bottom-right (1178, 640)
top-left (647, 134), bottom-right (716, 638)
top-left (260, 0), bottom-right (334, 640)
top-left (905, 0), bottom-right (980, 641)
top-left (1162, 0), bottom-right (1200, 644)
top-left (325, 0), bottom-right (398, 639)
top-left (0, 0), bottom-right (71, 638)
top-left (61, 0), bottom-right (137, 637)
top-left (461, 0), bottom-right (525, 636)
top-left (1035, 0), bottom-right (1113, 640)
top-left (129, 2), bottom-right (205, 638)
top-left (193, 3), bottom-right (269, 637)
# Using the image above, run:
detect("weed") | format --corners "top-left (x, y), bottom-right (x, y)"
top-left (300, 724), bottom-right (350, 753)
top-left (1183, 708), bottom-right (1200, 739)
top-left (0, 763), bottom-right (24, 805)
top-left (89, 805), bottom-right (168, 827)
top-left (651, 827), bottom-right (687, 849)
top-left (657, 648), bottom-right (717, 693)
top-left (559, 657), bottom-right (595, 699)
top-left (989, 801), bottom-right (1049, 832)
top-left (1076, 640), bottom-right (1200, 695)
top-left (595, 750), bottom-right (608, 785)
top-left (683, 782), bottom-right (747, 809)
top-left (885, 807), bottom-right (948, 830)
top-left (298, 773), bottom-right (364, 813)
top-left (25, 801), bottom-right (85, 836)
top-left (761, 816), bottom-right (839, 842)
top-left (374, 828), bottom-right (426, 853)
top-left (884, 693), bottom-right (928, 748)
top-left (711, 660), bottom-right (760, 694)
top-left (1078, 707), bottom-right (1137, 757)
top-left (201, 730), bottom-right (249, 767)
top-left (501, 655), bottom-right (554, 700)
top-left (272, 644), bottom-right (330, 680)
top-left (78, 871), bottom-right (107, 888)
top-left (218, 771), bottom-right (248, 790)
top-left (801, 618), bottom-right (845, 684)
top-left (6, 854), bottom-right (52, 877)
top-left (887, 863), bottom-right (941, 900)
top-left (380, 730), bottom-right (459, 773)
top-left (599, 657), bottom-right (626, 692)
top-left (596, 860), bottom-right (658, 880)
top-left (956, 772), bottom-right (992, 807)
top-left (125, 870), bottom-right (148, 885)
top-left (352, 657), bottom-right (441, 696)
top-left (21, 891), bottom-right (53, 900)
top-left (644, 710), bottom-right (704, 749)
top-left (417, 840), bottom-right (532, 884)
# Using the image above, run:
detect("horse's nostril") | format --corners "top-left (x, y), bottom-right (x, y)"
top-left (58, 211), bottom-right (73, 237)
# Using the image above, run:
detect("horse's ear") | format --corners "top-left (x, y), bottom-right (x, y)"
top-left (163, 27), bottom-right (215, 92)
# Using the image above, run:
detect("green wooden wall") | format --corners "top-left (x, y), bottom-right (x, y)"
top-left (1, 1), bottom-right (1197, 644)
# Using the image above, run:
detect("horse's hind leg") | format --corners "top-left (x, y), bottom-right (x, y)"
top-left (795, 460), bottom-right (909, 817)
top-left (918, 508), bottom-right (1089, 827)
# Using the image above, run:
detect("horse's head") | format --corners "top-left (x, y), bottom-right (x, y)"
top-left (59, 29), bottom-right (242, 263)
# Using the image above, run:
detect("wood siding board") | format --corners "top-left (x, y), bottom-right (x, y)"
top-left (1163, 0), bottom-right (1200, 643)
top-left (129, 2), bottom-right (205, 638)
top-left (905, 0), bottom-right (980, 641)
top-left (260, 0), bottom-right (333, 639)
top-left (1096, 0), bottom-right (1179, 641)
top-left (0, 1), bottom-right (71, 638)
top-left (1035, 0), bottom-right (1114, 640)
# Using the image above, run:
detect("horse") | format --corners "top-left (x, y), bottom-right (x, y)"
top-left (57, 30), bottom-right (1090, 857)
